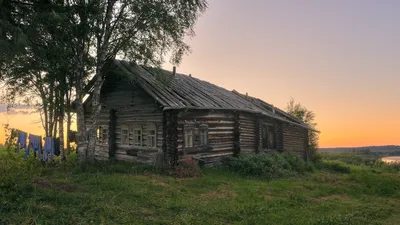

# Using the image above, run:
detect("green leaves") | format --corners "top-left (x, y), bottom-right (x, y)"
top-left (286, 98), bottom-right (320, 162)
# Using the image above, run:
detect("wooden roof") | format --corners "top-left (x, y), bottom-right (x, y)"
top-left (110, 60), bottom-right (313, 130)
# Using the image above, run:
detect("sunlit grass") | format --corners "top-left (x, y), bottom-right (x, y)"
top-left (1, 147), bottom-right (399, 224)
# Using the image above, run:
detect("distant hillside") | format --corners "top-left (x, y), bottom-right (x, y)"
top-left (319, 145), bottom-right (400, 152)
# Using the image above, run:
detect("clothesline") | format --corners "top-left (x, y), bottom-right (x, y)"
top-left (15, 130), bottom-right (61, 161)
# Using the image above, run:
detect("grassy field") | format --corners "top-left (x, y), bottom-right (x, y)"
top-left (1, 147), bottom-right (400, 224)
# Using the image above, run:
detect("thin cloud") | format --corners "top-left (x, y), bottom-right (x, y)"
top-left (5, 108), bottom-right (34, 115)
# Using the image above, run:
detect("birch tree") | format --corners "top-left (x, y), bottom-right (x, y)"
top-left (1, 0), bottom-right (208, 163)
top-left (72, 0), bottom-right (208, 162)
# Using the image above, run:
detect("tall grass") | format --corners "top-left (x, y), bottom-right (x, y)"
top-left (223, 152), bottom-right (314, 179)
top-left (1, 146), bottom-right (400, 224)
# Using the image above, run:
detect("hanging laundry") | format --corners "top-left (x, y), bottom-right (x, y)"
top-left (43, 137), bottom-right (55, 161)
top-left (27, 134), bottom-right (42, 160)
top-left (54, 138), bottom-right (61, 156)
top-left (17, 131), bottom-right (28, 152)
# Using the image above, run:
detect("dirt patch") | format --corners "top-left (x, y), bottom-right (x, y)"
top-left (199, 182), bottom-right (237, 200)
top-left (150, 179), bottom-right (169, 187)
top-left (290, 186), bottom-right (308, 191)
top-left (136, 174), bottom-right (170, 187)
top-left (33, 179), bottom-right (78, 192)
top-left (306, 194), bottom-right (350, 203)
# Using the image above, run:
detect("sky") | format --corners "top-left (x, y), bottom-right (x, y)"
top-left (1, 0), bottom-right (400, 147)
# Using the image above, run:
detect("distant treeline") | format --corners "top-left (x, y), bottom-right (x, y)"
top-left (319, 145), bottom-right (400, 153)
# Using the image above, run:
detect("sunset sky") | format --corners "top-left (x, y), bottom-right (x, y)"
top-left (1, 0), bottom-right (399, 147)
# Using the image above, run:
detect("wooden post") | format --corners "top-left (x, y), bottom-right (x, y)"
top-left (233, 111), bottom-right (241, 157)
top-left (304, 129), bottom-right (310, 161)
top-left (255, 116), bottom-right (260, 153)
top-left (277, 123), bottom-right (284, 152)
top-left (166, 110), bottom-right (178, 166)
top-left (108, 109), bottom-right (117, 159)
top-left (162, 111), bottom-right (168, 165)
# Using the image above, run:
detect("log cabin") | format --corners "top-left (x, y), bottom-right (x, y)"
top-left (82, 60), bottom-right (315, 165)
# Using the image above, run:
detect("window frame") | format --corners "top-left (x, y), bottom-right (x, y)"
top-left (133, 127), bottom-right (143, 147)
top-left (262, 123), bottom-right (276, 150)
top-left (147, 124), bottom-right (157, 148)
top-left (266, 124), bottom-right (276, 149)
top-left (184, 126), bottom-right (194, 148)
top-left (120, 125), bottom-right (129, 146)
top-left (97, 126), bottom-right (108, 144)
top-left (199, 124), bottom-right (209, 146)
top-left (101, 127), bottom-right (108, 144)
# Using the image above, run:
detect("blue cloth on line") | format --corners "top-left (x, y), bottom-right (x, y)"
top-left (17, 131), bottom-right (28, 152)
top-left (43, 137), bottom-right (55, 161)
top-left (27, 134), bottom-right (42, 160)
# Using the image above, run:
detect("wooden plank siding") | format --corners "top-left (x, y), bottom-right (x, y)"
top-left (85, 76), bottom-right (165, 164)
top-left (239, 113), bottom-right (257, 154)
top-left (282, 123), bottom-right (308, 159)
top-left (176, 110), bottom-right (236, 164)
top-left (82, 63), bottom-right (311, 165)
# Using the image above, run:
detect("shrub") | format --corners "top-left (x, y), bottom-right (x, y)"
top-left (170, 157), bottom-right (201, 178)
top-left (372, 160), bottom-right (400, 173)
top-left (223, 153), bottom-right (311, 179)
top-left (320, 152), bottom-right (365, 165)
top-left (316, 160), bottom-right (351, 174)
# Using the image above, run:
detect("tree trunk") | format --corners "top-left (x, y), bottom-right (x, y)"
top-left (87, 44), bottom-right (106, 161)
top-left (76, 68), bottom-right (87, 163)
top-left (66, 107), bottom-right (71, 155)
top-left (49, 82), bottom-right (54, 137)
top-left (65, 82), bottom-right (72, 155)
top-left (59, 91), bottom-right (65, 161)
top-left (87, 71), bottom-right (103, 162)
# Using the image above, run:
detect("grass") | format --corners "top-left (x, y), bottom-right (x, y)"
top-left (1, 147), bottom-right (400, 224)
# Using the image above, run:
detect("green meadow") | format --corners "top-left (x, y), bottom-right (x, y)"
top-left (1, 147), bottom-right (399, 225)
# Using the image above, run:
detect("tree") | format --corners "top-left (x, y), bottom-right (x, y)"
top-left (71, 0), bottom-right (208, 162)
top-left (286, 98), bottom-right (320, 162)
top-left (0, 0), bottom-right (208, 163)
top-left (0, 1), bottom-right (80, 160)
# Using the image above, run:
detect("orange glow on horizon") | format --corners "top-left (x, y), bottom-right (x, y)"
top-left (1, 105), bottom-right (399, 148)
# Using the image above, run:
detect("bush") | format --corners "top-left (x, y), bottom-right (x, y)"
top-left (316, 160), bottom-right (351, 174)
top-left (170, 158), bottom-right (201, 178)
top-left (223, 153), bottom-right (312, 179)
top-left (372, 160), bottom-right (400, 173)
top-left (320, 152), bottom-right (365, 165)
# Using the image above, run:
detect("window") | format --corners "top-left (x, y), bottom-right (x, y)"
top-left (262, 124), bottom-right (276, 149)
top-left (121, 126), bottom-right (129, 145)
top-left (97, 126), bottom-right (108, 144)
top-left (133, 128), bottom-right (142, 146)
top-left (184, 127), bottom-right (193, 148)
top-left (199, 125), bottom-right (208, 146)
top-left (267, 125), bottom-right (276, 149)
top-left (147, 126), bottom-right (157, 148)
top-left (101, 128), bottom-right (108, 144)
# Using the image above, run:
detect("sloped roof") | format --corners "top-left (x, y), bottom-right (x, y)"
top-left (111, 60), bottom-right (314, 131)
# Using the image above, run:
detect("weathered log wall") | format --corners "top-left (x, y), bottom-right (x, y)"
top-left (282, 123), bottom-right (308, 159)
top-left (87, 77), bottom-right (164, 163)
top-left (257, 117), bottom-right (283, 153)
top-left (176, 110), bottom-right (235, 164)
top-left (239, 112), bottom-right (257, 154)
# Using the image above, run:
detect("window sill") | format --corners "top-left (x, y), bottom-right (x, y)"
top-left (261, 148), bottom-right (278, 152)
top-left (185, 146), bottom-right (212, 154)
top-left (122, 146), bottom-right (159, 155)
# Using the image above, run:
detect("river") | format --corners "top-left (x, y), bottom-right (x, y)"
top-left (381, 156), bottom-right (400, 164)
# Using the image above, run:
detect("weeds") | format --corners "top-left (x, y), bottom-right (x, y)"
top-left (316, 160), bottom-right (351, 174)
top-left (170, 157), bottom-right (202, 178)
top-left (223, 152), bottom-right (313, 179)
top-left (1, 147), bottom-right (400, 224)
